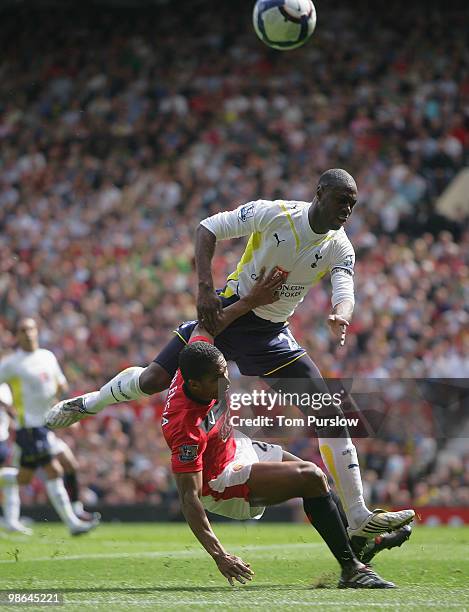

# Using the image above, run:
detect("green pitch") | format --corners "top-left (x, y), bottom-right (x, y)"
top-left (1, 523), bottom-right (468, 610)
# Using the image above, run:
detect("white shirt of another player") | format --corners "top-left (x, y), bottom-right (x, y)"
top-left (0, 349), bottom-right (67, 428)
top-left (0, 383), bottom-right (13, 441)
top-left (200, 200), bottom-right (355, 323)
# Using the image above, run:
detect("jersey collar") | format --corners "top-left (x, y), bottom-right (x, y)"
top-left (300, 204), bottom-right (337, 245)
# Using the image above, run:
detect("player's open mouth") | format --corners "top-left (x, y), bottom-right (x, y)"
top-left (337, 216), bottom-right (348, 223)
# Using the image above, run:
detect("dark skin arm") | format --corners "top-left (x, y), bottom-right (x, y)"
top-left (195, 225), bottom-right (286, 335)
top-left (208, 266), bottom-right (283, 336)
top-left (175, 471), bottom-right (254, 585)
top-left (327, 299), bottom-right (354, 347)
top-left (195, 225), bottom-right (222, 334)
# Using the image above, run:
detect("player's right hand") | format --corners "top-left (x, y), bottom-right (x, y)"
top-left (213, 552), bottom-right (254, 586)
top-left (327, 314), bottom-right (350, 346)
top-left (197, 287), bottom-right (222, 335)
top-left (246, 266), bottom-right (285, 308)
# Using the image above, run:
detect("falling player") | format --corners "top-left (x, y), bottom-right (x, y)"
top-left (47, 169), bottom-right (414, 538)
top-left (161, 324), bottom-right (397, 588)
top-left (0, 318), bottom-right (99, 535)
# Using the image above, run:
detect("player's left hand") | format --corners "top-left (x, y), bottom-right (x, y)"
top-left (245, 266), bottom-right (285, 308)
top-left (327, 314), bottom-right (349, 347)
top-left (214, 552), bottom-right (254, 586)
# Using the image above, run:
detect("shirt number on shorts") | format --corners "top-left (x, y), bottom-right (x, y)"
top-left (278, 331), bottom-right (299, 351)
top-left (253, 441), bottom-right (270, 452)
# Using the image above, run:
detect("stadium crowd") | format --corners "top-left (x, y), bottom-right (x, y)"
top-left (0, 2), bottom-right (468, 507)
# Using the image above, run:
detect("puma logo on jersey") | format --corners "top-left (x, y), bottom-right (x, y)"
top-left (273, 233), bottom-right (286, 247)
top-left (311, 253), bottom-right (323, 268)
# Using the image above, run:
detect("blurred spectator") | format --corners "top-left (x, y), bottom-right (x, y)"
top-left (0, 2), bottom-right (468, 506)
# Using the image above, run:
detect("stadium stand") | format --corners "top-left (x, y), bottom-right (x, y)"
top-left (0, 1), bottom-right (467, 511)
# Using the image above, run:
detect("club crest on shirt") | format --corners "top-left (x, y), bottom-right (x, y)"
top-left (179, 444), bottom-right (199, 462)
top-left (238, 203), bottom-right (254, 222)
top-left (310, 252), bottom-right (323, 268)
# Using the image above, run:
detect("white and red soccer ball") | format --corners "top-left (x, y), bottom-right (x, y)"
top-left (253, 0), bottom-right (317, 51)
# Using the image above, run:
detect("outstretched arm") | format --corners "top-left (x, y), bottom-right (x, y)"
top-left (175, 472), bottom-right (254, 585)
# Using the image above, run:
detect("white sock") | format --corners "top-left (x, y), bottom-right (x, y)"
top-left (318, 437), bottom-right (371, 529)
top-left (84, 367), bottom-right (149, 413)
top-left (72, 500), bottom-right (84, 515)
top-left (0, 466), bottom-right (18, 486)
top-left (46, 478), bottom-right (82, 529)
top-left (0, 467), bottom-right (20, 525)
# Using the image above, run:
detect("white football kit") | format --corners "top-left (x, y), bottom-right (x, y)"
top-left (0, 349), bottom-right (67, 428)
top-left (0, 384), bottom-right (13, 443)
top-left (200, 199), bottom-right (355, 323)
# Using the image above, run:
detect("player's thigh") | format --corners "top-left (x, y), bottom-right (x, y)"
top-left (262, 353), bottom-right (329, 393)
top-left (232, 324), bottom-right (305, 377)
top-left (139, 362), bottom-right (172, 395)
top-left (56, 448), bottom-right (77, 472)
top-left (247, 460), bottom-right (327, 506)
top-left (48, 431), bottom-right (77, 471)
top-left (44, 457), bottom-right (64, 479)
top-left (17, 466), bottom-right (34, 485)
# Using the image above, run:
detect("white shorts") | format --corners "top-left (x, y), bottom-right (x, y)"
top-left (201, 431), bottom-right (283, 521)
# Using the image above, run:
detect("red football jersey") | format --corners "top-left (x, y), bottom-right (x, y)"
top-left (161, 336), bottom-right (236, 496)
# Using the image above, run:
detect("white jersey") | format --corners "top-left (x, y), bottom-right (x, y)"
top-left (0, 383), bottom-right (12, 441)
top-left (200, 200), bottom-right (355, 323)
top-left (0, 349), bottom-right (67, 428)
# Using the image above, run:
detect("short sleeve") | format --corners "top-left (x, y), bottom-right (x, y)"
top-left (199, 200), bottom-right (276, 240)
top-left (52, 354), bottom-right (67, 387)
top-left (163, 369), bottom-right (208, 473)
top-left (169, 425), bottom-right (207, 473)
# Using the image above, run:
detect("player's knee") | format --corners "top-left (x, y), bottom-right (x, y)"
top-left (297, 461), bottom-right (328, 497)
top-left (46, 459), bottom-right (63, 479)
top-left (17, 471), bottom-right (32, 486)
top-left (139, 363), bottom-right (171, 395)
top-left (58, 452), bottom-right (77, 473)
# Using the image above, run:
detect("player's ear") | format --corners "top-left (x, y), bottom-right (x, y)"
top-left (316, 184), bottom-right (323, 200)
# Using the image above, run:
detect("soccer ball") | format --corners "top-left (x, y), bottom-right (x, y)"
top-left (253, 0), bottom-right (317, 51)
